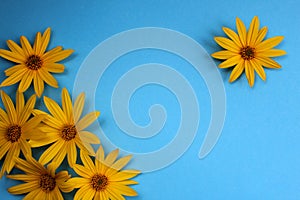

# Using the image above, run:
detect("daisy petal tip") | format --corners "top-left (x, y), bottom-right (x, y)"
top-left (95, 111), bottom-right (101, 117)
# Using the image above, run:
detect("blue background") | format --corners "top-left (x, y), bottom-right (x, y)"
top-left (0, 0), bottom-right (299, 199)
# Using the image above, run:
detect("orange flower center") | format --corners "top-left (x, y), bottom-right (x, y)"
top-left (240, 46), bottom-right (255, 60)
top-left (26, 55), bottom-right (43, 70)
top-left (91, 174), bottom-right (109, 191)
top-left (40, 174), bottom-right (56, 192)
top-left (61, 125), bottom-right (77, 141)
top-left (6, 125), bottom-right (22, 143)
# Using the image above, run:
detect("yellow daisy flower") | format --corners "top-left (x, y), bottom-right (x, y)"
top-left (7, 156), bottom-right (73, 200)
top-left (0, 91), bottom-right (44, 178)
top-left (68, 146), bottom-right (140, 200)
top-left (30, 88), bottom-right (100, 169)
top-left (0, 28), bottom-right (74, 97)
top-left (211, 16), bottom-right (286, 87)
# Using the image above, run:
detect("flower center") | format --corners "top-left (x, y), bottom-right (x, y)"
top-left (91, 174), bottom-right (109, 191)
top-left (6, 125), bottom-right (22, 143)
top-left (25, 55), bottom-right (43, 70)
top-left (240, 46), bottom-right (255, 60)
top-left (61, 125), bottom-right (77, 141)
top-left (39, 174), bottom-right (56, 192)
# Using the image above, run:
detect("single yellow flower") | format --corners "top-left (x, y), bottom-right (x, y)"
top-left (7, 156), bottom-right (73, 200)
top-left (68, 147), bottom-right (140, 200)
top-left (30, 88), bottom-right (100, 169)
top-left (0, 91), bottom-right (44, 178)
top-left (0, 28), bottom-right (74, 97)
top-left (211, 16), bottom-right (286, 87)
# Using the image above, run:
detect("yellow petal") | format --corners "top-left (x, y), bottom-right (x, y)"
top-left (73, 185), bottom-right (91, 200)
top-left (96, 145), bottom-right (105, 162)
top-left (18, 70), bottom-right (34, 93)
top-left (43, 49), bottom-right (74, 63)
top-left (41, 46), bottom-right (62, 58)
top-left (118, 180), bottom-right (139, 185)
top-left (7, 40), bottom-right (25, 58)
top-left (73, 92), bottom-right (85, 123)
top-left (256, 49), bottom-right (286, 57)
top-left (111, 155), bottom-right (132, 171)
top-left (3, 143), bottom-right (20, 173)
top-left (79, 131), bottom-right (100, 144)
top-left (29, 134), bottom-right (59, 147)
top-left (22, 114), bottom-right (45, 133)
top-left (33, 72), bottom-right (44, 97)
top-left (19, 138), bottom-right (32, 157)
top-left (6, 174), bottom-right (39, 182)
top-left (15, 158), bottom-right (43, 175)
top-left (0, 49), bottom-right (25, 63)
top-left (256, 36), bottom-right (284, 52)
top-left (82, 188), bottom-right (96, 200)
top-left (1, 68), bottom-right (28, 87)
top-left (38, 68), bottom-right (58, 88)
top-left (105, 149), bottom-right (119, 166)
top-left (67, 177), bottom-right (90, 188)
top-left (55, 170), bottom-right (71, 183)
top-left (0, 141), bottom-right (10, 160)
top-left (219, 55), bottom-right (241, 68)
top-left (1, 90), bottom-right (17, 124)
top-left (5, 64), bottom-right (26, 76)
top-left (33, 32), bottom-right (42, 54)
top-left (75, 139), bottom-right (95, 156)
top-left (20, 36), bottom-right (33, 57)
top-left (32, 109), bottom-right (63, 129)
top-left (109, 170), bottom-right (141, 182)
top-left (44, 63), bottom-right (65, 73)
top-left (80, 150), bottom-right (96, 172)
top-left (67, 141), bottom-right (77, 167)
top-left (109, 183), bottom-right (138, 196)
top-left (236, 17), bottom-right (247, 46)
top-left (39, 28), bottom-right (51, 55)
top-left (39, 140), bottom-right (65, 165)
top-left (255, 57), bottom-right (282, 69)
top-left (254, 26), bottom-right (268, 46)
top-left (251, 59), bottom-right (266, 81)
top-left (52, 187), bottom-right (64, 200)
top-left (247, 16), bottom-right (260, 46)
top-left (106, 188), bottom-right (124, 200)
top-left (62, 88), bottom-right (73, 123)
top-left (43, 96), bottom-right (67, 124)
top-left (0, 108), bottom-right (9, 124)
top-left (19, 94), bottom-right (36, 125)
top-left (245, 61), bottom-right (255, 87)
top-left (229, 60), bottom-right (245, 83)
top-left (214, 37), bottom-right (240, 53)
top-left (76, 111), bottom-right (100, 131)
top-left (23, 189), bottom-right (42, 200)
top-left (211, 50), bottom-right (237, 60)
top-left (52, 146), bottom-right (67, 169)
top-left (73, 164), bottom-right (93, 178)
top-left (222, 27), bottom-right (242, 47)
top-left (16, 91), bottom-right (25, 118)
top-left (8, 182), bottom-right (39, 195)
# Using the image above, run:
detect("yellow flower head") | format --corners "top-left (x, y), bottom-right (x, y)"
top-left (0, 91), bottom-right (44, 178)
top-left (68, 147), bottom-right (140, 200)
top-left (30, 88), bottom-right (100, 169)
top-left (7, 156), bottom-right (73, 200)
top-left (0, 28), bottom-right (74, 97)
top-left (211, 16), bottom-right (286, 87)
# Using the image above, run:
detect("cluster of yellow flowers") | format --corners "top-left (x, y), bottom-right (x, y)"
top-left (0, 28), bottom-right (140, 200)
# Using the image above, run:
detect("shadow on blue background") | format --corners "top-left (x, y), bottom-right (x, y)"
top-left (0, 0), bottom-right (299, 199)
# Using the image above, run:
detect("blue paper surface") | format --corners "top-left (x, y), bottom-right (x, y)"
top-left (0, 0), bottom-right (299, 199)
